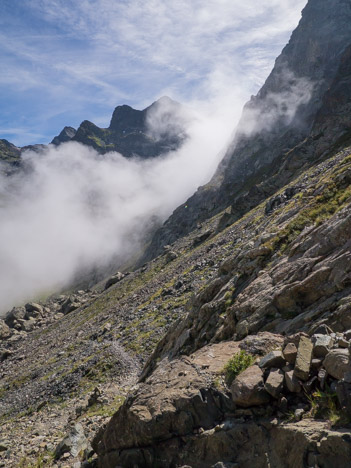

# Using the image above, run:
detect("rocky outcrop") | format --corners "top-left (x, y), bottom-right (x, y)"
top-left (95, 332), bottom-right (351, 467)
top-left (141, 152), bottom-right (351, 376)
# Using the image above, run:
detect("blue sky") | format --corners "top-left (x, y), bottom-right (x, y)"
top-left (0, 0), bottom-right (307, 146)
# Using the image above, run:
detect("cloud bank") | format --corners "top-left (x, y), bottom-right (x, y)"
top-left (0, 100), bottom-right (236, 314)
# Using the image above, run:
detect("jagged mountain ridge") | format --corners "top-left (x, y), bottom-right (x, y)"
top-left (0, 96), bottom-right (186, 174)
top-left (141, 0), bottom-right (351, 264)
top-left (59, 96), bottom-right (187, 158)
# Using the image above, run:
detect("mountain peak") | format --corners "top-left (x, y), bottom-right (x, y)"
top-left (108, 104), bottom-right (145, 132)
top-left (51, 126), bottom-right (77, 146)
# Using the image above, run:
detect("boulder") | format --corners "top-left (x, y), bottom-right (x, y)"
top-left (294, 336), bottom-right (313, 381)
top-left (336, 381), bottom-right (351, 416)
top-left (282, 343), bottom-right (297, 364)
top-left (24, 302), bottom-right (43, 319)
top-left (285, 370), bottom-right (301, 393)
top-left (312, 334), bottom-right (333, 358)
top-left (165, 250), bottom-right (178, 263)
top-left (55, 423), bottom-right (90, 459)
top-left (239, 332), bottom-right (284, 356)
top-left (264, 368), bottom-right (284, 398)
top-left (18, 318), bottom-right (36, 332)
top-left (259, 351), bottom-right (285, 369)
top-left (94, 341), bottom-right (239, 455)
top-left (4, 307), bottom-right (26, 328)
top-left (105, 272), bottom-right (125, 290)
top-left (0, 320), bottom-right (11, 340)
top-left (193, 229), bottom-right (213, 246)
top-left (61, 296), bottom-right (81, 315)
top-left (231, 365), bottom-right (270, 407)
top-left (323, 349), bottom-right (350, 380)
top-left (0, 441), bottom-right (8, 452)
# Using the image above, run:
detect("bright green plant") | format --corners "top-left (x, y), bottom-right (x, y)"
top-left (223, 350), bottom-right (255, 385)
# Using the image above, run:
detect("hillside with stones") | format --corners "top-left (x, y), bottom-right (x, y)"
top-left (1, 142), bottom-right (351, 467)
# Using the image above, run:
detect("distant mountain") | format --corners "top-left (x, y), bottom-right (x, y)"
top-left (141, 0), bottom-right (351, 263)
top-left (0, 96), bottom-right (187, 174)
top-left (0, 139), bottom-right (21, 175)
top-left (52, 96), bottom-right (187, 158)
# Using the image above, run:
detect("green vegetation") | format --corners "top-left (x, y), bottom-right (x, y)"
top-left (18, 451), bottom-right (55, 468)
top-left (88, 135), bottom-right (106, 148)
top-left (223, 350), bottom-right (255, 385)
top-left (85, 395), bottom-right (125, 418)
top-left (264, 158), bottom-right (351, 254)
top-left (307, 386), bottom-right (349, 426)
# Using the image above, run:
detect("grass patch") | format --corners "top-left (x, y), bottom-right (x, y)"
top-left (265, 174), bottom-right (351, 254)
top-left (307, 387), bottom-right (350, 426)
top-left (85, 395), bottom-right (125, 418)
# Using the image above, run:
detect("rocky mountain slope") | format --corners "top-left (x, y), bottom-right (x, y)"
top-left (1, 143), bottom-right (351, 467)
top-left (1, 0), bottom-right (351, 467)
top-left (0, 139), bottom-right (21, 176)
top-left (141, 0), bottom-right (351, 263)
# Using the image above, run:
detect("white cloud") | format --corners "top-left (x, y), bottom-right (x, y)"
top-left (0, 0), bottom-right (310, 312)
top-left (0, 97), bottom-right (236, 314)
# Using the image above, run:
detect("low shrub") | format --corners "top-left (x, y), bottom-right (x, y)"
top-left (223, 350), bottom-right (255, 385)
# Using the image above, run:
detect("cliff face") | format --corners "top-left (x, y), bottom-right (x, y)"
top-left (141, 0), bottom-right (351, 263)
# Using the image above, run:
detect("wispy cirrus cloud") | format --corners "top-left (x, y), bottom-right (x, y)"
top-left (0, 0), bottom-right (307, 145)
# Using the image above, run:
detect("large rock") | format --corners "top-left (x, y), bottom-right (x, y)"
top-left (55, 423), bottom-right (89, 459)
top-left (259, 351), bottom-right (285, 369)
top-left (0, 348), bottom-right (12, 362)
top-left (4, 307), bottom-right (26, 328)
top-left (264, 369), bottom-right (284, 398)
top-left (285, 370), bottom-right (301, 393)
top-left (96, 411), bottom-right (351, 467)
top-left (323, 349), bottom-right (350, 380)
top-left (312, 334), bottom-right (333, 358)
top-left (0, 320), bottom-right (11, 340)
top-left (336, 381), bottom-right (351, 417)
top-left (239, 332), bottom-right (284, 356)
top-left (231, 365), bottom-right (270, 407)
top-left (294, 336), bottom-right (313, 381)
top-left (61, 296), bottom-right (81, 315)
top-left (282, 343), bottom-right (297, 364)
top-left (24, 302), bottom-right (43, 319)
top-left (94, 341), bottom-right (239, 456)
top-left (105, 272), bottom-right (125, 290)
